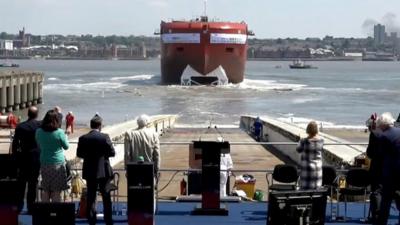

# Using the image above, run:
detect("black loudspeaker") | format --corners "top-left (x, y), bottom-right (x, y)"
top-left (267, 189), bottom-right (328, 225)
top-left (0, 154), bottom-right (17, 179)
top-left (0, 180), bottom-right (18, 225)
top-left (127, 162), bottom-right (154, 225)
top-left (32, 202), bottom-right (75, 225)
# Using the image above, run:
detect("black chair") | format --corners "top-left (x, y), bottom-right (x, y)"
top-left (267, 164), bottom-right (298, 191)
top-left (338, 168), bottom-right (370, 222)
top-left (109, 172), bottom-right (120, 214)
top-left (322, 166), bottom-right (338, 220)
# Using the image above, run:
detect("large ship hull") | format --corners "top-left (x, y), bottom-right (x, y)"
top-left (160, 20), bottom-right (249, 85)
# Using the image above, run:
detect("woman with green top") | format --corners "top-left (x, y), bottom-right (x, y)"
top-left (35, 109), bottom-right (69, 202)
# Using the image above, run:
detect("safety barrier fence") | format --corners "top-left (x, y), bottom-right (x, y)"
top-left (62, 166), bottom-right (350, 202)
top-left (0, 141), bottom-right (369, 145)
top-left (1, 140), bottom-right (363, 200)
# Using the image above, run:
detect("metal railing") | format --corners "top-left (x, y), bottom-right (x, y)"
top-left (0, 140), bottom-right (369, 145)
top-left (2, 136), bottom-right (366, 199)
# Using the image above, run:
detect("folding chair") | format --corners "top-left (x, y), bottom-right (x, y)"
top-left (109, 172), bottom-right (120, 214)
top-left (322, 166), bottom-right (338, 221)
top-left (337, 168), bottom-right (370, 222)
top-left (267, 164), bottom-right (298, 192)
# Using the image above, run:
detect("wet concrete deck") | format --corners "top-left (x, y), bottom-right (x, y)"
top-left (116, 127), bottom-right (283, 199)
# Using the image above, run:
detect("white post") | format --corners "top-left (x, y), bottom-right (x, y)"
top-left (38, 77), bottom-right (43, 104)
top-left (27, 74), bottom-right (33, 106)
top-left (21, 74), bottom-right (27, 108)
top-left (7, 76), bottom-right (14, 112)
top-left (33, 74), bottom-right (38, 105)
top-left (14, 74), bottom-right (20, 110)
top-left (0, 77), bottom-right (6, 114)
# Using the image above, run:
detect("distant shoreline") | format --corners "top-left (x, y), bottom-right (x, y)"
top-left (2, 57), bottom-right (398, 62)
top-left (247, 57), bottom-right (397, 62)
top-left (0, 56), bottom-right (150, 61)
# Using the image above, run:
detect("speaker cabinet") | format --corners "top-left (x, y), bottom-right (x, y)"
top-left (127, 162), bottom-right (154, 225)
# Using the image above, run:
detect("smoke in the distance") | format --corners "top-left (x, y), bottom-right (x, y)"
top-left (382, 13), bottom-right (400, 34)
top-left (362, 12), bottom-right (400, 36)
top-left (362, 19), bottom-right (378, 36)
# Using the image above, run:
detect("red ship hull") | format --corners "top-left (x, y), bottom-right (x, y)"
top-left (160, 19), bottom-right (249, 84)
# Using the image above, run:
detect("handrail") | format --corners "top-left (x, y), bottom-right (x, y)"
top-left (0, 140), bottom-right (369, 146)
top-left (72, 167), bottom-right (349, 174)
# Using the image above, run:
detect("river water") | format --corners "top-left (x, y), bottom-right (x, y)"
top-left (3, 59), bottom-right (399, 128)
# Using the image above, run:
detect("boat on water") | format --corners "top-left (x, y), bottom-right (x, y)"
top-left (289, 59), bottom-right (316, 69)
top-left (158, 15), bottom-right (252, 85)
top-left (0, 62), bottom-right (19, 68)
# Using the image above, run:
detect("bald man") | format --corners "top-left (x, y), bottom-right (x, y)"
top-left (12, 106), bottom-right (41, 214)
top-left (124, 114), bottom-right (160, 173)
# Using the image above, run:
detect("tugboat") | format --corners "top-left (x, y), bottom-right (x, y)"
top-left (289, 59), bottom-right (316, 69)
top-left (0, 62), bottom-right (19, 68)
top-left (158, 2), bottom-right (252, 85)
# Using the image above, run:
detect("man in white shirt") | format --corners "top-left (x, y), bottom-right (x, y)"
top-left (220, 152), bottom-right (233, 197)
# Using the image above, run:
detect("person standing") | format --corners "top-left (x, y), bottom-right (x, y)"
top-left (54, 106), bottom-right (63, 128)
top-left (35, 109), bottom-right (69, 202)
top-left (124, 114), bottom-right (160, 173)
top-left (365, 113), bottom-right (383, 223)
top-left (253, 117), bottom-right (263, 141)
top-left (124, 114), bottom-right (160, 212)
top-left (12, 106), bottom-right (41, 214)
top-left (77, 114), bottom-right (115, 225)
top-left (65, 111), bottom-right (75, 134)
top-left (296, 121), bottom-right (324, 190)
top-left (7, 112), bottom-right (18, 129)
top-left (376, 112), bottom-right (400, 225)
top-left (220, 151), bottom-right (233, 197)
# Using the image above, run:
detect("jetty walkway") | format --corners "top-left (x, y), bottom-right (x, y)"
top-left (0, 71), bottom-right (44, 113)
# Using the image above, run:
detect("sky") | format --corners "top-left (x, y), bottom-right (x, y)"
top-left (1, 0), bottom-right (400, 39)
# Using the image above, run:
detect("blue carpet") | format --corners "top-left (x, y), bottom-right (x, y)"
top-left (18, 202), bottom-right (400, 225)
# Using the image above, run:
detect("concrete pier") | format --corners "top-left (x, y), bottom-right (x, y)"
top-left (240, 116), bottom-right (365, 166)
top-left (65, 114), bottom-right (178, 164)
top-left (0, 71), bottom-right (44, 114)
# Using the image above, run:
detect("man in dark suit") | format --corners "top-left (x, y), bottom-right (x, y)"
top-left (12, 106), bottom-right (41, 214)
top-left (365, 114), bottom-right (383, 223)
top-left (376, 112), bottom-right (400, 225)
top-left (77, 114), bottom-right (115, 225)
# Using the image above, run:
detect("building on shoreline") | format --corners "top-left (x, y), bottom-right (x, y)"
top-left (1, 24), bottom-right (399, 60)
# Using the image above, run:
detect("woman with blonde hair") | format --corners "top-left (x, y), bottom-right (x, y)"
top-left (296, 121), bottom-right (324, 189)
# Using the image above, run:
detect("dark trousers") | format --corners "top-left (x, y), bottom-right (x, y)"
top-left (254, 129), bottom-right (261, 141)
top-left (86, 178), bottom-right (113, 225)
top-left (16, 161), bottom-right (40, 213)
top-left (369, 183), bottom-right (382, 223)
top-left (377, 178), bottom-right (400, 225)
